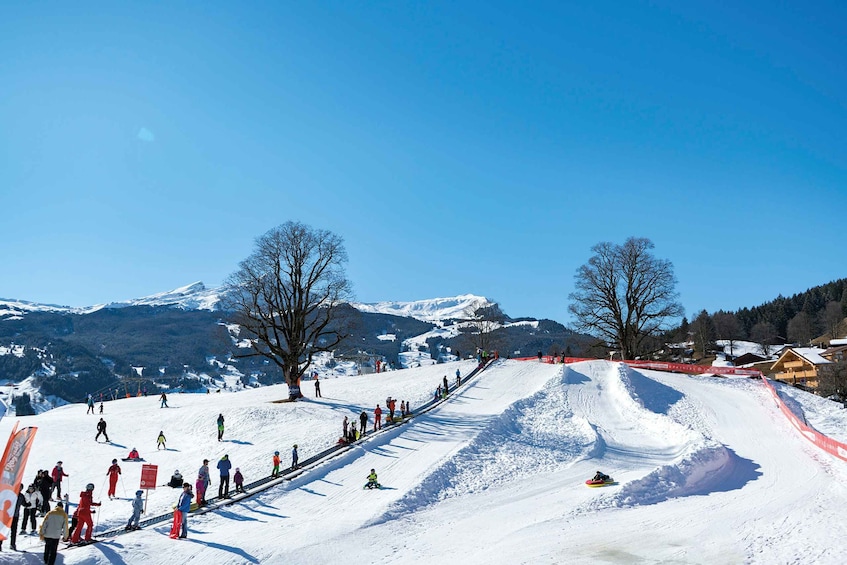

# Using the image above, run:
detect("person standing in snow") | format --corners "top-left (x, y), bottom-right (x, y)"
top-left (21, 484), bottom-right (42, 534)
top-left (69, 483), bottom-right (100, 544)
top-left (272, 451), bottom-right (280, 477)
top-left (217, 414), bottom-right (225, 442)
top-left (291, 444), bottom-right (299, 469)
top-left (157, 431), bottom-right (167, 450)
top-left (106, 459), bottom-right (121, 500)
top-left (314, 375), bottom-right (321, 398)
top-left (51, 461), bottom-right (68, 499)
top-left (234, 468), bottom-right (244, 493)
top-left (39, 471), bottom-right (53, 514)
top-left (342, 416), bottom-right (348, 439)
top-left (160, 392), bottom-right (168, 408)
top-left (39, 502), bottom-right (69, 565)
top-left (86, 394), bottom-right (95, 414)
top-left (442, 375), bottom-right (449, 395)
top-left (217, 455), bottom-right (232, 498)
top-left (358, 410), bottom-right (367, 436)
top-left (95, 418), bottom-right (110, 442)
top-left (197, 459), bottom-right (211, 505)
top-left (373, 405), bottom-right (382, 432)
top-left (126, 490), bottom-right (144, 530)
top-left (175, 483), bottom-right (192, 539)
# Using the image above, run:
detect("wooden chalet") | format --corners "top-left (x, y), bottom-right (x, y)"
top-left (770, 347), bottom-right (832, 389)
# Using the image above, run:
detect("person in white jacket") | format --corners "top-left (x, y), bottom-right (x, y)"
top-left (21, 485), bottom-right (42, 534)
top-left (39, 502), bottom-right (69, 565)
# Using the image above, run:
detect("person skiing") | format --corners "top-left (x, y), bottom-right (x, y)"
top-left (592, 471), bottom-right (611, 482)
top-left (291, 444), bottom-right (299, 469)
top-left (217, 455), bottom-right (232, 498)
top-left (160, 392), bottom-right (168, 408)
top-left (22, 484), bottom-right (42, 533)
top-left (127, 447), bottom-right (141, 460)
top-left (217, 414), bottom-right (225, 441)
top-left (197, 459), bottom-right (211, 505)
top-left (95, 418), bottom-right (109, 443)
top-left (272, 451), bottom-right (280, 477)
top-left (456, 367), bottom-right (461, 385)
top-left (234, 468), bottom-right (244, 493)
top-left (364, 469), bottom-right (380, 489)
top-left (51, 462), bottom-right (68, 499)
top-left (126, 490), bottom-right (144, 530)
top-left (99, 402), bottom-right (104, 414)
top-left (359, 410), bottom-right (367, 436)
top-left (388, 398), bottom-right (396, 421)
top-left (69, 483), bottom-right (100, 544)
top-left (39, 501), bottom-right (69, 565)
top-left (106, 459), bottom-right (121, 500)
top-left (86, 394), bottom-right (95, 414)
top-left (174, 483), bottom-right (192, 539)
top-left (157, 431), bottom-right (167, 450)
top-left (373, 405), bottom-right (382, 432)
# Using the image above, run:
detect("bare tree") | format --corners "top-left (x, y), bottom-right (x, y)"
top-left (749, 321), bottom-right (777, 357)
top-left (821, 301), bottom-right (844, 341)
top-left (224, 221), bottom-right (352, 400)
top-left (787, 311), bottom-right (814, 346)
top-left (460, 303), bottom-right (504, 354)
top-left (568, 237), bottom-right (683, 360)
top-left (713, 312), bottom-right (745, 360)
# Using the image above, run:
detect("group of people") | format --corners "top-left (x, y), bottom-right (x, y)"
top-left (2, 483), bottom-right (72, 564)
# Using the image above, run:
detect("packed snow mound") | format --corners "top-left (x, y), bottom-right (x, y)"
top-left (351, 294), bottom-right (492, 322)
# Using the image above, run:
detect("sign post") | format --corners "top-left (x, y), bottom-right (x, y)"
top-left (140, 464), bottom-right (158, 513)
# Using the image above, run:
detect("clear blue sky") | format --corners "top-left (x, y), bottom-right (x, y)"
top-left (2, 1), bottom-right (846, 323)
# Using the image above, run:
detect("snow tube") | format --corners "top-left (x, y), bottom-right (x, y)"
top-left (585, 478), bottom-right (616, 487)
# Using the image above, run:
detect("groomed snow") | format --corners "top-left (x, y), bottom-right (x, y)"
top-left (1, 359), bottom-right (847, 564)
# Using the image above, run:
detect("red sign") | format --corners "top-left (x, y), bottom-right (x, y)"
top-left (140, 464), bottom-right (158, 490)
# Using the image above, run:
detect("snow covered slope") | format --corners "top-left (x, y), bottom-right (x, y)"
top-left (2, 360), bottom-right (847, 564)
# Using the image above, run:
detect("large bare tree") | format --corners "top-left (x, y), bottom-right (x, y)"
top-left (568, 237), bottom-right (683, 360)
top-left (224, 221), bottom-right (352, 399)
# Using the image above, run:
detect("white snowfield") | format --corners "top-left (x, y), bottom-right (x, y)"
top-left (2, 359), bottom-right (847, 565)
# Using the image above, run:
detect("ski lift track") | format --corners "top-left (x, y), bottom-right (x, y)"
top-left (80, 359), bottom-right (496, 545)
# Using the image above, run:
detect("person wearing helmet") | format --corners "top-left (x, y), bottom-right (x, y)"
top-left (291, 444), bottom-right (299, 469)
top-left (157, 431), bottom-right (167, 450)
top-left (69, 483), bottom-right (101, 543)
top-left (126, 490), bottom-right (144, 531)
top-left (168, 470), bottom-right (184, 488)
top-left (365, 469), bottom-right (379, 489)
top-left (272, 451), bottom-right (281, 478)
top-left (127, 448), bottom-right (140, 460)
top-left (106, 459), bottom-right (122, 500)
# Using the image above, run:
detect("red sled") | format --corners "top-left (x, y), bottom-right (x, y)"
top-left (169, 510), bottom-right (183, 539)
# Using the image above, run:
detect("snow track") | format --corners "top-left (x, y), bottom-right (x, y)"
top-left (17, 359), bottom-right (847, 565)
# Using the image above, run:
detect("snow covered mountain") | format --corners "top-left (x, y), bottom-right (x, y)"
top-left (2, 284), bottom-right (488, 320)
top-left (351, 294), bottom-right (492, 323)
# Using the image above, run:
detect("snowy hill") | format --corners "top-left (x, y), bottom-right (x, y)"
top-left (2, 359), bottom-right (847, 564)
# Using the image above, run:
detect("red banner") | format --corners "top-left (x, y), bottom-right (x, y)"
top-left (140, 464), bottom-right (158, 490)
top-left (0, 423), bottom-right (38, 541)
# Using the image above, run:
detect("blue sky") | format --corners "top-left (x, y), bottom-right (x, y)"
top-left (2, 1), bottom-right (846, 323)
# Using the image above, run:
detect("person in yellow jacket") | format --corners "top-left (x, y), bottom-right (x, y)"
top-left (39, 502), bottom-right (69, 564)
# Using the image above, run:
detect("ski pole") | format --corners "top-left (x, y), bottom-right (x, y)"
top-left (119, 475), bottom-right (128, 498)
